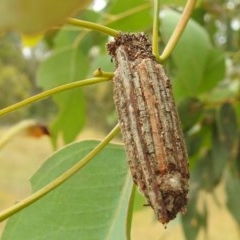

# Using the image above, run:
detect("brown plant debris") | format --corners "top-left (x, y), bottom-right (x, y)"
top-left (107, 33), bottom-right (189, 224)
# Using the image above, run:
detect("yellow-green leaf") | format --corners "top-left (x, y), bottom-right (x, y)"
top-left (0, 0), bottom-right (92, 34)
top-left (2, 141), bottom-right (133, 240)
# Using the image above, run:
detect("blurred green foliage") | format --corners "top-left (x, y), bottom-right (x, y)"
top-left (0, 34), bottom-right (32, 122)
top-left (1, 0), bottom-right (240, 239)
top-left (2, 141), bottom-right (132, 240)
top-left (0, 0), bottom-right (92, 33)
top-left (0, 33), bottom-right (57, 124)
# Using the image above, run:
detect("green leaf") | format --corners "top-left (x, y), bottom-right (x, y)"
top-left (225, 171), bottom-right (240, 225)
top-left (88, 54), bottom-right (115, 74)
top-left (55, 10), bottom-right (107, 51)
top-left (132, 188), bottom-right (146, 212)
top-left (182, 194), bottom-right (206, 240)
top-left (185, 131), bottom-right (203, 158)
top-left (37, 47), bottom-right (88, 144)
top-left (202, 48), bottom-right (225, 92)
top-left (193, 103), bottom-right (238, 191)
top-left (186, 119), bottom-right (212, 167)
top-left (161, 9), bottom-right (225, 100)
top-left (236, 134), bottom-right (240, 176)
top-left (216, 103), bottom-right (238, 150)
top-left (0, 0), bottom-right (92, 34)
top-left (178, 97), bottom-right (203, 131)
top-left (210, 123), bottom-right (228, 186)
top-left (192, 152), bottom-right (218, 191)
top-left (162, 0), bottom-right (188, 6)
top-left (2, 141), bottom-right (133, 240)
top-left (105, 0), bottom-right (152, 32)
top-left (210, 103), bottom-right (238, 182)
top-left (53, 26), bottom-right (81, 49)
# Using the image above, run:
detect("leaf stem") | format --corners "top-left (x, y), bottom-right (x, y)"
top-left (126, 185), bottom-right (136, 240)
top-left (0, 124), bottom-right (121, 222)
top-left (159, 0), bottom-right (197, 61)
top-left (0, 77), bottom-right (110, 119)
top-left (152, 0), bottom-right (161, 62)
top-left (93, 68), bottom-right (114, 78)
top-left (67, 18), bottom-right (119, 37)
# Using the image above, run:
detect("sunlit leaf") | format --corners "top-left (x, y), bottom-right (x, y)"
top-left (105, 0), bottom-right (152, 32)
top-left (162, 0), bottom-right (187, 6)
top-left (2, 141), bottom-right (133, 240)
top-left (55, 9), bottom-right (106, 50)
top-left (0, 0), bottom-right (92, 34)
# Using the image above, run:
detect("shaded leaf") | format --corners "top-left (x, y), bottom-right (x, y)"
top-left (182, 194), bottom-right (205, 240)
top-left (210, 103), bottom-right (238, 184)
top-left (193, 103), bottom-right (238, 191)
top-left (0, 0), bottom-right (92, 34)
top-left (194, 113), bottom-right (234, 191)
top-left (178, 97), bottom-right (203, 131)
top-left (161, 9), bottom-right (225, 100)
top-left (235, 134), bottom-right (240, 177)
top-left (202, 48), bottom-right (225, 92)
top-left (216, 103), bottom-right (238, 150)
top-left (225, 171), bottom-right (240, 225)
top-left (192, 152), bottom-right (218, 191)
top-left (205, 104), bottom-right (238, 189)
top-left (191, 7), bottom-right (207, 26)
top-left (37, 47), bottom-right (88, 144)
top-left (2, 141), bottom-right (133, 240)
top-left (185, 131), bottom-right (203, 158)
top-left (211, 122), bottom-right (228, 185)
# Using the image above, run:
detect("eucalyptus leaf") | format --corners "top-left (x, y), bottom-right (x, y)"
top-left (208, 103), bottom-right (238, 188)
top-left (37, 47), bottom-right (88, 144)
top-left (0, 0), bottom-right (92, 33)
top-left (105, 0), bottom-right (152, 32)
top-left (185, 131), bottom-right (203, 158)
top-left (182, 194), bottom-right (203, 240)
top-left (192, 152), bottom-right (218, 191)
top-left (211, 122), bottom-right (228, 185)
top-left (161, 9), bottom-right (225, 100)
top-left (2, 141), bottom-right (133, 240)
top-left (162, 0), bottom-right (187, 6)
top-left (202, 48), bottom-right (225, 92)
top-left (225, 171), bottom-right (240, 225)
top-left (178, 97), bottom-right (203, 131)
top-left (216, 103), bottom-right (238, 150)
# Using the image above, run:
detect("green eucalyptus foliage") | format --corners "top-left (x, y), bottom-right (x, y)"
top-left (1, 0), bottom-right (240, 239)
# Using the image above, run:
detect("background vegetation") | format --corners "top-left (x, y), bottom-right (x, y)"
top-left (0, 0), bottom-right (240, 239)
